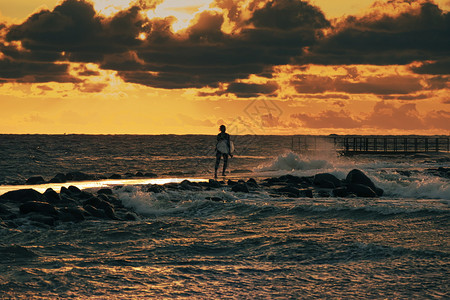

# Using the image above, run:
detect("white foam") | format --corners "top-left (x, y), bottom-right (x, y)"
top-left (255, 151), bottom-right (331, 172)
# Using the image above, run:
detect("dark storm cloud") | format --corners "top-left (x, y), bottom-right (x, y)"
top-left (1, 0), bottom-right (329, 88)
top-left (1, 0), bottom-right (449, 90)
top-left (298, 1), bottom-right (450, 75)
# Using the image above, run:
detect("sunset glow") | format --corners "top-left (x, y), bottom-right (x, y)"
top-left (0, 0), bottom-right (448, 135)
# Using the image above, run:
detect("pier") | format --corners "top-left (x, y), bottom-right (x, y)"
top-left (291, 136), bottom-right (450, 155)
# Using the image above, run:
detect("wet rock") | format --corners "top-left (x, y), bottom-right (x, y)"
top-left (275, 186), bottom-right (302, 197)
top-left (98, 194), bottom-right (123, 208)
top-left (144, 172), bottom-right (158, 178)
top-left (347, 183), bottom-right (377, 198)
top-left (332, 187), bottom-right (349, 197)
top-left (20, 201), bottom-right (58, 216)
top-left (135, 172), bottom-right (144, 177)
top-left (246, 178), bottom-right (259, 188)
top-left (231, 183), bottom-right (250, 193)
top-left (227, 179), bottom-right (238, 186)
top-left (124, 212), bottom-right (139, 221)
top-left (147, 185), bottom-right (166, 193)
top-left (97, 188), bottom-right (113, 195)
top-left (313, 173), bottom-right (341, 188)
top-left (345, 169), bottom-right (383, 196)
top-left (68, 186), bottom-right (82, 195)
top-left (83, 197), bottom-right (112, 211)
top-left (48, 173), bottom-right (67, 183)
top-left (208, 179), bottom-right (222, 188)
top-left (83, 204), bottom-right (107, 218)
top-left (58, 207), bottom-right (86, 222)
top-left (26, 176), bottom-right (46, 185)
top-left (0, 189), bottom-right (46, 204)
top-left (278, 175), bottom-right (304, 184)
top-left (43, 188), bottom-right (60, 203)
top-left (109, 174), bottom-right (122, 179)
top-left (180, 180), bottom-right (201, 191)
top-left (274, 186), bottom-right (313, 198)
top-left (66, 172), bottom-right (96, 181)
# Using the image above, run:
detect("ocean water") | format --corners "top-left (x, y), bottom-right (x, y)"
top-left (0, 134), bottom-right (449, 299)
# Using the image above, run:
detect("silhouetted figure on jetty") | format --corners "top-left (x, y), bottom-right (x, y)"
top-left (215, 125), bottom-right (233, 178)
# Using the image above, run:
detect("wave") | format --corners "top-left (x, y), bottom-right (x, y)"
top-left (255, 151), bottom-right (331, 172)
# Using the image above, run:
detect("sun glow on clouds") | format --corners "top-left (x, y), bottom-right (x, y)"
top-left (146, 0), bottom-right (214, 32)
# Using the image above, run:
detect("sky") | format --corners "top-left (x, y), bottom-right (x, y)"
top-left (0, 0), bottom-right (449, 135)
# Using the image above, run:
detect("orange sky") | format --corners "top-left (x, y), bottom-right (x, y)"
top-left (0, 0), bottom-right (449, 135)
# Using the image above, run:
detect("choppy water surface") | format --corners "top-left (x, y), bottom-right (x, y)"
top-left (0, 135), bottom-right (449, 298)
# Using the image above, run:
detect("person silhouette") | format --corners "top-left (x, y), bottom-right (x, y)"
top-left (215, 125), bottom-right (233, 178)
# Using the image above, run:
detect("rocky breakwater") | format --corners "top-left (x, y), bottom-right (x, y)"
top-left (0, 169), bottom-right (383, 229)
top-left (25, 171), bottom-right (158, 185)
top-left (0, 186), bottom-right (139, 229)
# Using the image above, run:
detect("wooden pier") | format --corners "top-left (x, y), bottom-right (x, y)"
top-left (291, 136), bottom-right (450, 155)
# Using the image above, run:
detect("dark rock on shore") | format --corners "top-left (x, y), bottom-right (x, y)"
top-left (49, 173), bottom-right (67, 183)
top-left (147, 185), bottom-right (166, 193)
top-left (231, 183), bottom-right (249, 193)
top-left (109, 174), bottom-right (122, 179)
top-left (0, 189), bottom-right (47, 203)
top-left (332, 187), bottom-right (349, 197)
top-left (20, 201), bottom-right (58, 216)
top-left (274, 186), bottom-right (313, 198)
top-left (208, 179), bottom-right (222, 188)
top-left (313, 173), bottom-right (342, 188)
top-left (347, 183), bottom-right (377, 198)
top-left (43, 188), bottom-right (60, 203)
top-left (66, 172), bottom-right (96, 181)
top-left (26, 176), bottom-right (46, 185)
top-left (97, 188), bottom-right (113, 195)
top-left (345, 169), bottom-right (384, 197)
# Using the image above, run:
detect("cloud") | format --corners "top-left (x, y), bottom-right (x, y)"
top-left (292, 74), bottom-right (425, 95)
top-left (291, 109), bottom-right (362, 129)
top-left (1, 0), bottom-right (330, 88)
top-left (290, 101), bottom-right (450, 130)
top-left (177, 114), bottom-right (215, 127)
top-left (298, 1), bottom-right (450, 74)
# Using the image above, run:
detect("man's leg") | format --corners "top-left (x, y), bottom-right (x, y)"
top-left (222, 154), bottom-right (228, 176)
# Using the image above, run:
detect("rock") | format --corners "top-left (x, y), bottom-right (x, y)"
top-left (347, 183), bottom-right (377, 198)
top-left (58, 207), bottom-right (86, 222)
top-left (20, 201), bottom-right (58, 216)
top-left (299, 189), bottom-right (314, 198)
top-left (147, 185), bottom-right (165, 193)
top-left (317, 190), bottom-right (331, 197)
top-left (98, 194), bottom-right (123, 208)
top-left (246, 178), bottom-right (259, 188)
top-left (346, 169), bottom-right (376, 190)
top-left (135, 172), bottom-right (144, 177)
top-left (125, 172), bottom-right (134, 178)
top-left (124, 212), bottom-right (139, 221)
top-left (60, 186), bottom-right (71, 195)
top-left (83, 204), bottom-right (107, 218)
top-left (332, 187), bottom-right (349, 197)
top-left (66, 172), bottom-right (96, 181)
top-left (346, 169), bottom-right (383, 196)
top-left (227, 179), bottom-right (238, 186)
top-left (48, 173), bottom-right (67, 183)
top-left (144, 172), bottom-right (158, 178)
top-left (278, 175), bottom-right (303, 184)
top-left (208, 179), bottom-right (222, 188)
top-left (43, 188), bottom-right (60, 203)
top-left (0, 189), bottom-right (46, 204)
top-left (231, 183), bottom-right (249, 193)
top-left (68, 186), bottom-right (82, 195)
top-left (275, 186), bottom-right (302, 197)
top-left (83, 197), bottom-right (112, 211)
top-left (97, 188), bottom-right (113, 195)
top-left (26, 176), bottom-right (46, 185)
top-left (314, 173), bottom-right (341, 188)
top-left (109, 174), bottom-right (122, 179)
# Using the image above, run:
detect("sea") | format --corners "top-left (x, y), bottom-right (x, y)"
top-left (0, 134), bottom-right (449, 299)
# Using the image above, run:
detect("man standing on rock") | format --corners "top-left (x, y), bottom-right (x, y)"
top-left (214, 125), bottom-right (233, 179)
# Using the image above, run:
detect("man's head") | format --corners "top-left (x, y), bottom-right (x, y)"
top-left (219, 125), bottom-right (226, 133)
